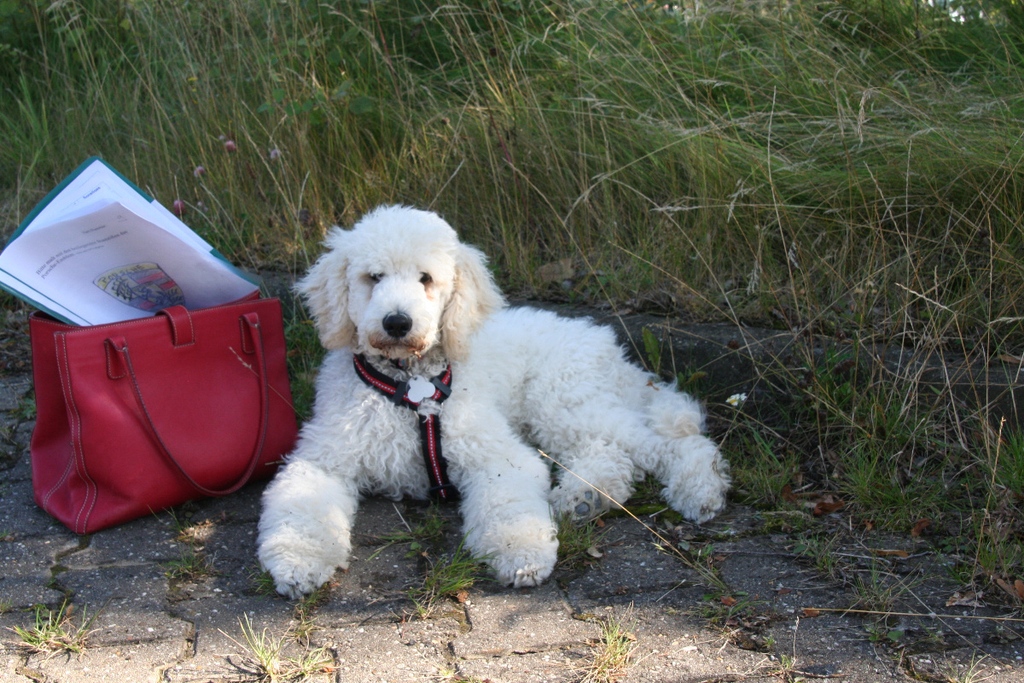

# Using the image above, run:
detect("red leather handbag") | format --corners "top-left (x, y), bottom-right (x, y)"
top-left (28, 297), bottom-right (298, 534)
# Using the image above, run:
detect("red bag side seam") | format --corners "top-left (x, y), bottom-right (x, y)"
top-left (56, 332), bottom-right (98, 534)
top-left (40, 332), bottom-right (77, 508)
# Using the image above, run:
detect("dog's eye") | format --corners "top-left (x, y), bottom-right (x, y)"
top-left (419, 273), bottom-right (433, 286)
top-left (367, 273), bottom-right (383, 284)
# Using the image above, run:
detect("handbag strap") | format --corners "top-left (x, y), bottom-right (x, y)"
top-left (104, 311), bottom-right (272, 497)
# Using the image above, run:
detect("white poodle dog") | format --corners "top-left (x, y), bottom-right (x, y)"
top-left (257, 205), bottom-right (730, 599)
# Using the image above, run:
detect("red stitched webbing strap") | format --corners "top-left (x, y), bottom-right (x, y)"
top-left (352, 354), bottom-right (458, 502)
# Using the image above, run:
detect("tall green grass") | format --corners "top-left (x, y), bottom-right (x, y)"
top-left (1, 0), bottom-right (1022, 602)
top-left (3, 2), bottom-right (1022, 336)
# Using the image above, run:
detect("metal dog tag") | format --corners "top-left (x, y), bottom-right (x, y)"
top-left (405, 375), bottom-right (436, 403)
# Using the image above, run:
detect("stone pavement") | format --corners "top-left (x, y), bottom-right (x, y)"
top-left (1, 321), bottom-right (1023, 682)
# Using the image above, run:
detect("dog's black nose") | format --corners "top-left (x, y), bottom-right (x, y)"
top-left (382, 312), bottom-right (413, 339)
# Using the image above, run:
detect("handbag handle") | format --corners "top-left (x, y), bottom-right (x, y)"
top-left (104, 311), bottom-right (272, 497)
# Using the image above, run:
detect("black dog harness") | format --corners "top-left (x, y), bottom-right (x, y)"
top-left (352, 354), bottom-right (459, 502)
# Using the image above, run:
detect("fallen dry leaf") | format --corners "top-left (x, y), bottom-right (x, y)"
top-left (781, 484), bottom-right (798, 504)
top-left (910, 519), bottom-right (931, 537)
top-left (720, 596), bottom-right (738, 607)
top-left (871, 549), bottom-right (910, 558)
top-left (802, 607), bottom-right (820, 617)
top-left (781, 485), bottom-right (846, 516)
top-left (946, 591), bottom-right (985, 608)
top-left (994, 577), bottom-right (1024, 602)
top-left (812, 495), bottom-right (844, 516)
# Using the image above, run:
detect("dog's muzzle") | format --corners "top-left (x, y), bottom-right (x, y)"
top-left (366, 311), bottom-right (431, 357)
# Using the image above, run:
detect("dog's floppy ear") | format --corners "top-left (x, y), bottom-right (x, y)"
top-left (441, 242), bottom-right (505, 361)
top-left (296, 228), bottom-right (356, 350)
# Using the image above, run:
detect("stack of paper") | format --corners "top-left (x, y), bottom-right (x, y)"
top-left (0, 158), bottom-right (258, 325)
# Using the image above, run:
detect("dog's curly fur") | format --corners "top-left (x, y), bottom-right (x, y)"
top-left (257, 206), bottom-right (730, 599)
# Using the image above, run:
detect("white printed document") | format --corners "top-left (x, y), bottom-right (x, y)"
top-left (0, 158), bottom-right (258, 325)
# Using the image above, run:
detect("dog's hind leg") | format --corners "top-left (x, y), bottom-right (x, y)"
top-left (547, 387), bottom-right (728, 525)
top-left (634, 388), bottom-right (730, 523)
top-left (631, 432), bottom-right (730, 524)
top-left (547, 436), bottom-right (637, 523)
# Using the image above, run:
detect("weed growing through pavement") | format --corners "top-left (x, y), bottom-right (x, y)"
top-left (164, 546), bottom-right (215, 582)
top-left (367, 505), bottom-right (446, 561)
top-left (993, 431), bottom-right (1024, 495)
top-left (793, 532), bottom-right (847, 583)
top-left (728, 432), bottom-right (801, 509)
top-left (866, 622), bottom-right (907, 647)
top-left (251, 568), bottom-right (279, 597)
top-left (12, 395), bottom-right (35, 422)
top-left (757, 647), bottom-right (857, 683)
top-left (164, 509), bottom-right (217, 582)
top-left (224, 614), bottom-right (334, 682)
top-left (248, 569), bottom-right (329, 643)
top-left (291, 584), bottom-right (332, 644)
top-left (11, 601), bottom-right (98, 657)
top-left (362, 505), bottom-right (482, 619)
top-left (851, 565), bottom-right (917, 616)
top-left (407, 541), bottom-right (483, 619)
top-left (937, 653), bottom-right (990, 683)
top-left (283, 312), bottom-right (326, 422)
top-left (579, 610), bottom-right (638, 683)
top-left (967, 421), bottom-right (1024, 602)
top-left (621, 474), bottom-right (676, 517)
top-left (759, 511), bottom-right (815, 535)
top-left (719, 331), bottom-right (1024, 609)
top-left (435, 665), bottom-right (489, 683)
top-left (693, 589), bottom-right (766, 630)
top-left (641, 327), bottom-right (663, 377)
top-left (555, 514), bottom-right (607, 573)
top-left (174, 518), bottom-right (215, 546)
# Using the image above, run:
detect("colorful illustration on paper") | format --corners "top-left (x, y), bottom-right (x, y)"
top-left (94, 262), bottom-right (185, 312)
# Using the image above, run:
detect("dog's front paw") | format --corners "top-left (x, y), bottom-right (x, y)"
top-left (484, 529), bottom-right (558, 588)
top-left (257, 532), bottom-right (350, 600)
top-left (550, 484), bottom-right (610, 522)
top-left (491, 552), bottom-right (556, 588)
top-left (512, 563), bottom-right (551, 588)
top-left (258, 548), bottom-right (342, 602)
top-left (267, 560), bottom-right (337, 600)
